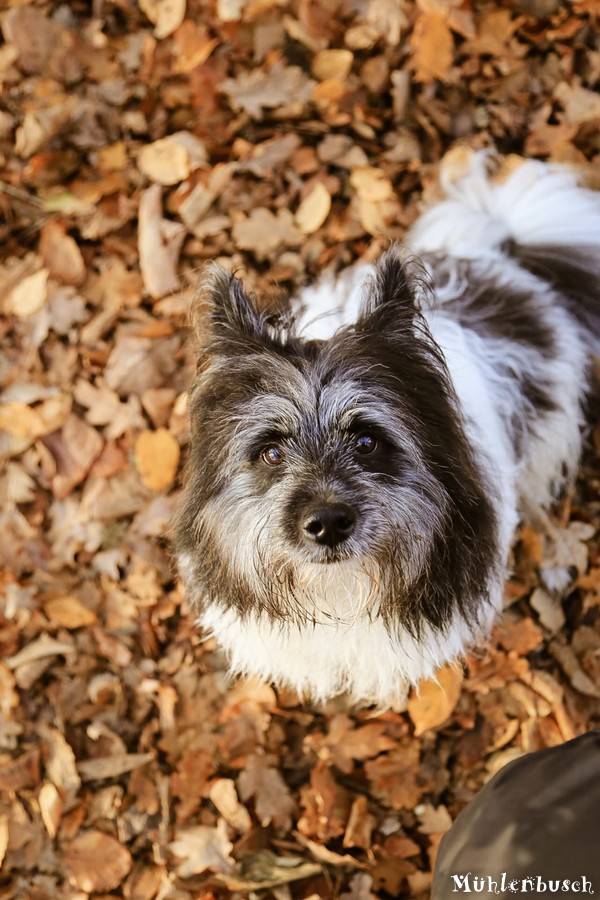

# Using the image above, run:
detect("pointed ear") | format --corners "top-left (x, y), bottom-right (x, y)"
top-left (193, 264), bottom-right (266, 344)
top-left (357, 248), bottom-right (424, 333)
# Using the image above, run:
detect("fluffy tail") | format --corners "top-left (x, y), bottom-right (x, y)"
top-left (409, 149), bottom-right (600, 344)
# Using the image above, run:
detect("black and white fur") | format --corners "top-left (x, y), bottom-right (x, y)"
top-left (175, 152), bottom-right (600, 707)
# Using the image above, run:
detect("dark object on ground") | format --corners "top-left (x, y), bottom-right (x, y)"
top-left (433, 731), bottom-right (600, 898)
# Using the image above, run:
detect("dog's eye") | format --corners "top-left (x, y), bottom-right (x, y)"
top-left (261, 444), bottom-right (286, 466)
top-left (354, 432), bottom-right (378, 455)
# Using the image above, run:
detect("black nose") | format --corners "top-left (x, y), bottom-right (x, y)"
top-left (302, 503), bottom-right (357, 548)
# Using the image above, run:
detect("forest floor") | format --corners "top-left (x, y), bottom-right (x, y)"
top-left (1, 0), bottom-right (599, 897)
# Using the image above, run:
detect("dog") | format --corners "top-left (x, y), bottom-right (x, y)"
top-left (174, 150), bottom-right (600, 708)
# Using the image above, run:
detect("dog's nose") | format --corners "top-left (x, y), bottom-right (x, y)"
top-left (302, 503), bottom-right (356, 548)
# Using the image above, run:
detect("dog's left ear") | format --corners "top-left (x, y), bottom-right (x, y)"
top-left (357, 248), bottom-right (422, 333)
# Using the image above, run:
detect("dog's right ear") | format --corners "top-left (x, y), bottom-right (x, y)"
top-left (193, 264), bottom-right (266, 346)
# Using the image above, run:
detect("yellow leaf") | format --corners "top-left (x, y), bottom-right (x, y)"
top-left (295, 183), bottom-right (332, 235)
top-left (350, 167), bottom-right (394, 202)
top-left (5, 268), bottom-right (49, 317)
top-left (312, 49), bottom-right (354, 81)
top-left (139, 0), bottom-right (186, 39)
top-left (134, 428), bottom-right (180, 492)
top-left (138, 138), bottom-right (191, 186)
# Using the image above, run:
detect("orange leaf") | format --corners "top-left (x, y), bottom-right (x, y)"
top-left (407, 664), bottom-right (463, 735)
top-left (410, 12), bottom-right (454, 83)
top-left (134, 428), bottom-right (180, 492)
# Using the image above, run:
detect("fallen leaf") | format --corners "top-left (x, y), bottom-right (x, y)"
top-left (222, 61), bottom-right (315, 119)
top-left (312, 49), bottom-right (354, 81)
top-left (238, 755), bottom-right (296, 831)
top-left (38, 782), bottom-right (63, 838)
top-left (298, 759), bottom-right (351, 841)
top-left (407, 664), bottom-right (464, 735)
top-left (138, 184), bottom-right (185, 299)
top-left (63, 830), bottom-right (133, 891)
top-left (41, 414), bottom-right (104, 498)
top-left (0, 748), bottom-right (40, 791)
top-left (496, 617), bottom-right (544, 654)
top-left (138, 132), bottom-right (207, 185)
top-left (209, 778), bottom-right (252, 833)
top-left (529, 587), bottom-right (566, 633)
top-left (78, 752), bottom-right (154, 781)
top-left (169, 819), bottom-right (234, 878)
top-left (2, 6), bottom-right (82, 82)
top-left (139, 0), bottom-right (186, 39)
top-left (39, 221), bottom-right (86, 286)
top-left (410, 12), bottom-right (454, 82)
top-left (134, 428), bottom-right (180, 492)
top-left (232, 207), bottom-right (303, 260)
top-left (365, 741), bottom-right (422, 810)
top-left (43, 595), bottom-right (97, 629)
top-left (214, 851), bottom-right (321, 892)
top-left (295, 182), bottom-right (332, 234)
top-left (4, 268), bottom-right (49, 317)
top-left (295, 831), bottom-right (366, 868)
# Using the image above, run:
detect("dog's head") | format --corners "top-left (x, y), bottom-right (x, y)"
top-left (175, 250), bottom-right (498, 636)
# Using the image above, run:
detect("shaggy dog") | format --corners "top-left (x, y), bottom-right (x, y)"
top-left (175, 151), bottom-right (600, 707)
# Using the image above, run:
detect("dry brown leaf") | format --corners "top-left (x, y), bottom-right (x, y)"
top-left (350, 167), bottom-right (394, 202)
top-left (410, 12), bottom-right (454, 82)
top-left (209, 778), bottom-right (252, 833)
top-left (306, 714), bottom-right (395, 774)
top-left (0, 748), bottom-right (40, 791)
top-left (4, 268), bottom-right (49, 317)
top-left (78, 752), bottom-right (154, 781)
top-left (169, 819), bottom-right (234, 878)
top-left (171, 748), bottom-right (214, 822)
top-left (462, 9), bottom-right (520, 57)
top-left (554, 81), bottom-right (600, 125)
top-left (297, 759), bottom-right (351, 841)
top-left (139, 0), bottom-right (186, 39)
top-left (42, 414), bottom-right (104, 498)
top-left (138, 132), bottom-right (208, 185)
top-left (38, 782), bottom-right (63, 838)
top-left (2, 6), bottom-right (82, 82)
top-left (222, 61), bottom-right (315, 119)
top-left (63, 830), bottom-right (133, 891)
top-left (214, 851), bottom-right (321, 892)
top-left (134, 428), bottom-right (180, 492)
top-left (40, 726), bottom-right (81, 801)
top-left (238, 754), bottom-right (296, 831)
top-left (138, 184), bottom-right (185, 299)
top-left (295, 183), bottom-right (332, 234)
top-left (43, 595), bottom-right (97, 629)
top-left (295, 831), bottom-right (366, 868)
top-left (232, 207), bottom-right (303, 260)
top-left (39, 222), bottom-right (86, 286)
top-left (172, 20), bottom-right (219, 72)
top-left (407, 664), bottom-right (463, 735)
top-left (312, 49), bottom-right (354, 81)
top-left (497, 617), bottom-right (544, 655)
top-left (343, 795), bottom-right (377, 850)
top-left (365, 741), bottom-right (422, 810)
